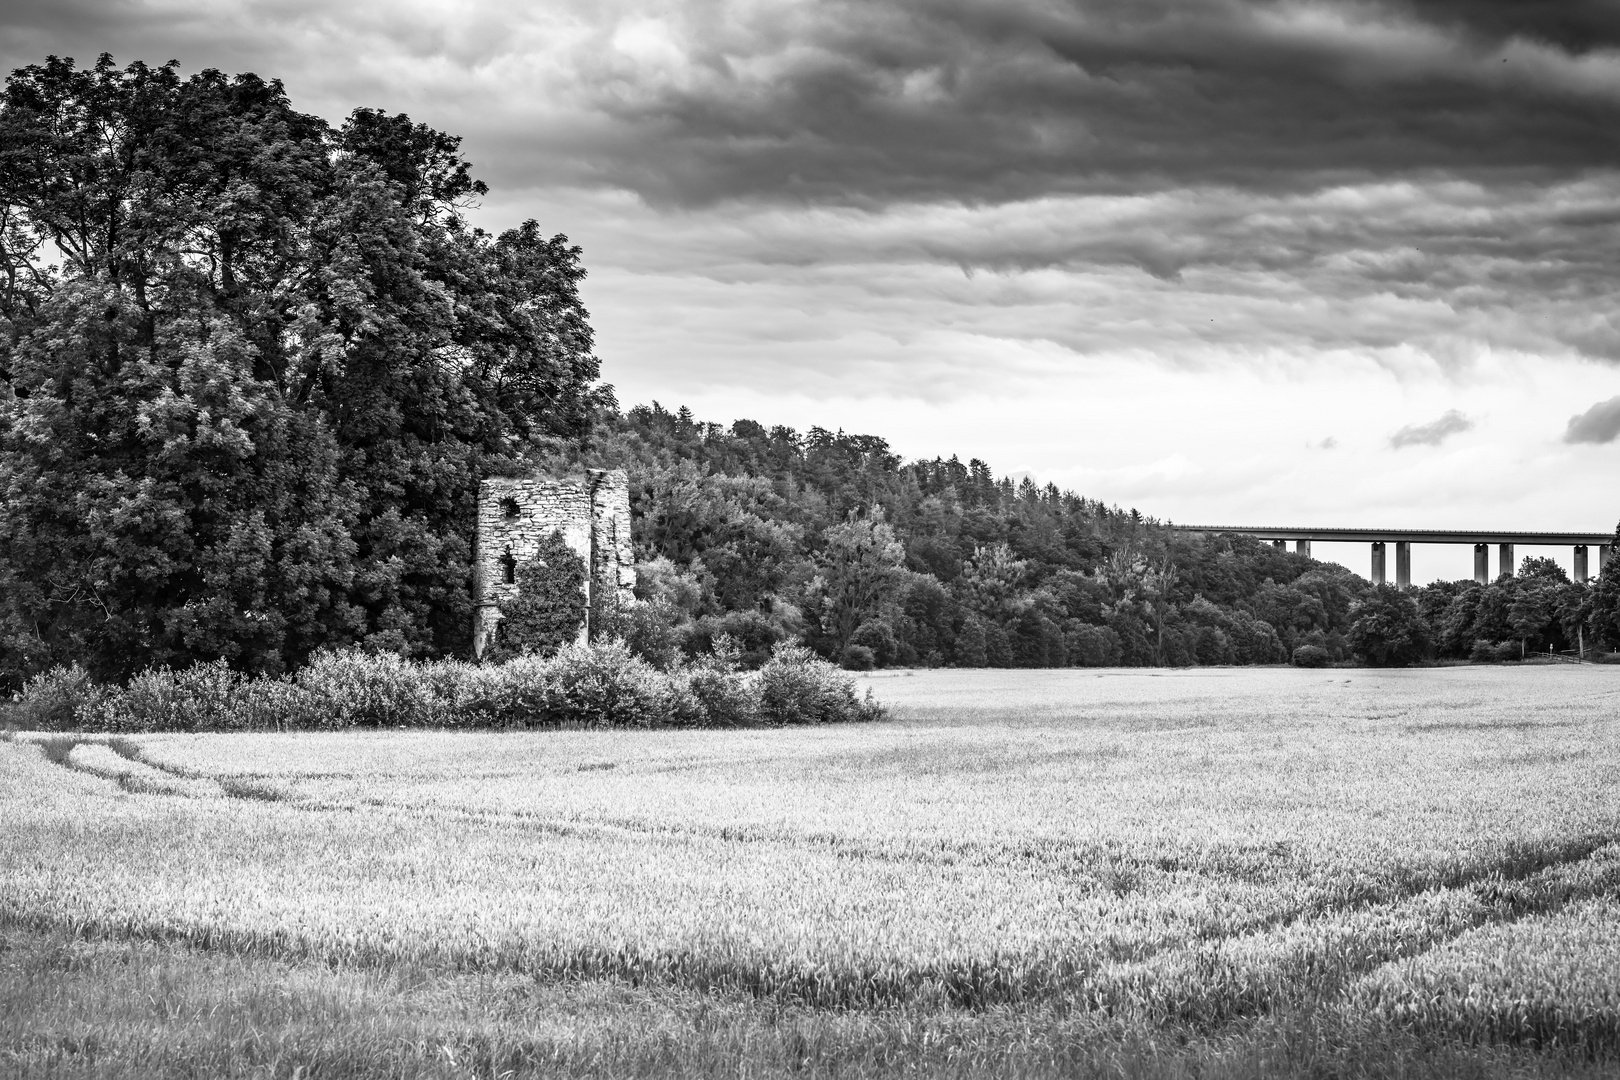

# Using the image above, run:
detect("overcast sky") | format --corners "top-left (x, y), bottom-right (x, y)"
top-left (6, 0), bottom-right (1620, 579)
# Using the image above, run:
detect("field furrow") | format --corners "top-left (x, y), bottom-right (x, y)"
top-left (5, 665), bottom-right (1620, 1075)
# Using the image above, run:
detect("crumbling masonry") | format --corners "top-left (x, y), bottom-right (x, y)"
top-left (472, 469), bottom-right (635, 657)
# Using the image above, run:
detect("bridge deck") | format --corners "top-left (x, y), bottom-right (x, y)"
top-left (1172, 526), bottom-right (1614, 546)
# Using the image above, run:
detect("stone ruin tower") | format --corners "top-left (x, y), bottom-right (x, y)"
top-left (472, 468), bottom-right (635, 658)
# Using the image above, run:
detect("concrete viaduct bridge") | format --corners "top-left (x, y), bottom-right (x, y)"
top-left (1172, 527), bottom-right (1614, 588)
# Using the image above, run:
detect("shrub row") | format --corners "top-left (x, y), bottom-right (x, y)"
top-left (7, 641), bottom-right (884, 733)
top-left (1291, 644), bottom-right (1333, 668)
top-left (1468, 639), bottom-right (1530, 663)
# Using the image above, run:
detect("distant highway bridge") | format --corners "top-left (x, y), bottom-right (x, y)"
top-left (1171, 526), bottom-right (1615, 588)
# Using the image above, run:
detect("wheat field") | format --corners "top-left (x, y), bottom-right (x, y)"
top-left (4, 665), bottom-right (1620, 1078)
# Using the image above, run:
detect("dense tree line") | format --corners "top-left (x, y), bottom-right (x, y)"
top-left (529, 405), bottom-right (1502, 669)
top-left (1413, 557), bottom-right (1618, 662)
top-left (547, 403), bottom-right (1620, 671)
top-left (0, 56), bottom-right (605, 685)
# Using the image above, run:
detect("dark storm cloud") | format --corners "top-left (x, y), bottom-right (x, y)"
top-left (0, 1), bottom-right (256, 72)
top-left (8, 0), bottom-right (1620, 374)
top-left (1400, 0), bottom-right (1620, 53)
top-left (9, 0), bottom-right (1620, 207)
top-left (1563, 396), bottom-right (1620, 444)
top-left (507, 0), bottom-right (1620, 206)
top-left (1390, 409), bottom-right (1474, 448)
top-left (554, 177), bottom-right (1620, 365)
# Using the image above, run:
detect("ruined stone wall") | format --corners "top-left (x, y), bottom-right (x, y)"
top-left (472, 469), bottom-right (635, 657)
top-left (588, 468), bottom-right (636, 607)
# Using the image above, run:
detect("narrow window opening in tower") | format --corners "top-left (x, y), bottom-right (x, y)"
top-left (500, 497), bottom-right (520, 519)
top-left (501, 551), bottom-right (516, 585)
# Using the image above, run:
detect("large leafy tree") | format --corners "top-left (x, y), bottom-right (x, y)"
top-left (1349, 585), bottom-right (1434, 667)
top-left (1507, 557), bottom-right (1571, 654)
top-left (805, 508), bottom-right (907, 654)
top-left (0, 56), bottom-right (607, 682)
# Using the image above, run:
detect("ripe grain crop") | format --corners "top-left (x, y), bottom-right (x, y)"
top-left (3, 665), bottom-right (1619, 1077)
top-left (1351, 898), bottom-right (1620, 1055)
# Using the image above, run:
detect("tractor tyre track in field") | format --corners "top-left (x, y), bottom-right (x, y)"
top-left (9, 735), bottom-right (1620, 1029)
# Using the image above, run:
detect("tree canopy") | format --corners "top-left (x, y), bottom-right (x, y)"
top-left (1349, 585), bottom-right (1434, 667)
top-left (0, 55), bottom-right (608, 682)
top-left (532, 403), bottom-right (1620, 672)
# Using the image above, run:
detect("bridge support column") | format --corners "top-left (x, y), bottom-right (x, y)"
top-left (1473, 544), bottom-right (1489, 585)
top-left (1271, 539), bottom-right (1286, 551)
top-left (1395, 541), bottom-right (1411, 589)
top-left (1371, 542), bottom-right (1385, 585)
top-left (1296, 539), bottom-right (1311, 558)
top-left (1499, 543), bottom-right (1515, 580)
top-left (1575, 545), bottom-right (1589, 583)
top-left (1602, 545), bottom-right (1613, 575)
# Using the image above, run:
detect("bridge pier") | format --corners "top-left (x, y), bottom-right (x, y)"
top-left (1575, 545), bottom-right (1589, 583)
top-left (1473, 543), bottom-right (1489, 585)
top-left (1272, 539), bottom-right (1286, 551)
top-left (1296, 539), bottom-right (1311, 558)
top-left (1603, 544), bottom-right (1613, 574)
top-left (1395, 541), bottom-right (1411, 589)
top-left (1371, 541), bottom-right (1386, 585)
top-left (1499, 543), bottom-right (1515, 580)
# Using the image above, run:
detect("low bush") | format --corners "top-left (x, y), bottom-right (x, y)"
top-left (420, 660), bottom-right (510, 728)
top-left (1066, 623), bottom-right (1123, 667)
top-left (840, 644), bottom-right (877, 671)
top-left (534, 641), bottom-right (668, 728)
top-left (676, 666), bottom-right (756, 727)
top-left (7, 664), bottom-right (96, 730)
top-left (231, 677), bottom-right (326, 732)
top-left (1469, 640), bottom-right (1524, 663)
top-left (1291, 644), bottom-right (1331, 668)
top-left (1467, 640), bottom-right (1536, 663)
top-left (75, 659), bottom-right (248, 732)
top-left (11, 639), bottom-right (884, 732)
top-left (758, 643), bottom-right (884, 726)
top-left (296, 649), bottom-right (443, 728)
top-left (671, 636), bottom-right (759, 727)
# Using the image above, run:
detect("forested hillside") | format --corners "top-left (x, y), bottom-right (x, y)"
top-left (535, 406), bottom-right (1312, 667)
top-left (535, 403), bottom-right (1620, 671)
